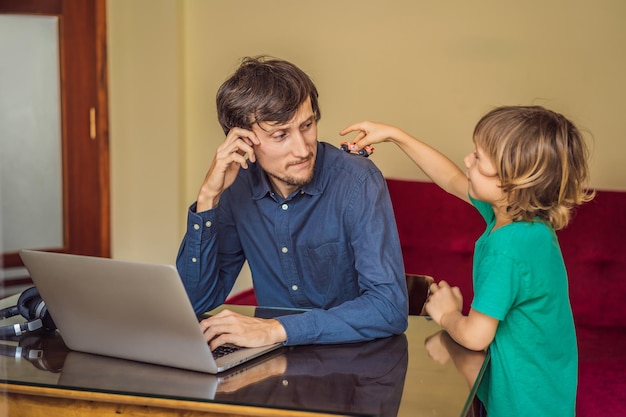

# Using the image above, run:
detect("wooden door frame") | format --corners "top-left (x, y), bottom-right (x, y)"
top-left (1, 0), bottom-right (110, 285)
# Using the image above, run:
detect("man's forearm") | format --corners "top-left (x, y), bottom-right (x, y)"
top-left (176, 205), bottom-right (239, 314)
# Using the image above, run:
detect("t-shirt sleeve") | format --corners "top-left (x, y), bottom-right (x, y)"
top-left (472, 254), bottom-right (524, 321)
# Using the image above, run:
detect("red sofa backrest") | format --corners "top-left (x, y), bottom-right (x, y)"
top-left (387, 178), bottom-right (626, 327)
top-left (557, 190), bottom-right (626, 327)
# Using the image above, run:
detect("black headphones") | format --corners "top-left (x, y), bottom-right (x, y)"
top-left (0, 287), bottom-right (57, 338)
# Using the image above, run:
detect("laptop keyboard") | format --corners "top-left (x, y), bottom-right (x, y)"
top-left (212, 344), bottom-right (242, 359)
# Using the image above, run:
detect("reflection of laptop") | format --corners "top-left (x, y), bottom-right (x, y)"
top-left (58, 347), bottom-right (286, 399)
top-left (19, 250), bottom-right (282, 374)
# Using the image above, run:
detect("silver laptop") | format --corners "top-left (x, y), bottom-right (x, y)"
top-left (19, 250), bottom-right (282, 374)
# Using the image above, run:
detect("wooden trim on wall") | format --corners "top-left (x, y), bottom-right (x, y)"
top-left (1, 0), bottom-right (111, 270)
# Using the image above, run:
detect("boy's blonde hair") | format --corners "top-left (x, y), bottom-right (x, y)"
top-left (473, 105), bottom-right (594, 230)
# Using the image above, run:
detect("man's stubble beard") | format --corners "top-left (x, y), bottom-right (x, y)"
top-left (266, 153), bottom-right (316, 188)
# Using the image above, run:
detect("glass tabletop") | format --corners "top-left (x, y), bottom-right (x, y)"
top-left (0, 304), bottom-right (488, 417)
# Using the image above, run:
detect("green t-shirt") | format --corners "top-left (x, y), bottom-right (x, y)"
top-left (471, 197), bottom-right (577, 417)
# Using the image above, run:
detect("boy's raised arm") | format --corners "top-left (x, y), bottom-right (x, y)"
top-left (340, 121), bottom-right (470, 203)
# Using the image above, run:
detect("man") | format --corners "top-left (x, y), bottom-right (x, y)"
top-left (176, 56), bottom-right (407, 349)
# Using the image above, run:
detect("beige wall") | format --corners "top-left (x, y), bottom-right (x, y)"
top-left (108, 0), bottom-right (626, 279)
top-left (108, 0), bottom-right (182, 265)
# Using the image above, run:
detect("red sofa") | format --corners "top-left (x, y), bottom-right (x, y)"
top-left (226, 178), bottom-right (626, 416)
top-left (387, 179), bottom-right (626, 417)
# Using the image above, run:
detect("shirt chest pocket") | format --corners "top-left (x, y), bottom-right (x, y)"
top-left (301, 241), bottom-right (358, 304)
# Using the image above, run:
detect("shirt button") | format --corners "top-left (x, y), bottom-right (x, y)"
top-left (291, 285), bottom-right (298, 291)
top-left (281, 247), bottom-right (288, 253)
top-left (281, 204), bottom-right (288, 210)
top-left (191, 257), bottom-right (197, 263)
top-left (193, 224), bottom-right (200, 230)
top-left (205, 221), bottom-right (212, 227)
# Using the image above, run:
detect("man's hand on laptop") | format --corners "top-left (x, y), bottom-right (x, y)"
top-left (199, 309), bottom-right (287, 349)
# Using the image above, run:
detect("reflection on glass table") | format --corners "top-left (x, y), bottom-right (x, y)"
top-left (1, 331), bottom-right (407, 417)
top-left (216, 334), bottom-right (408, 417)
top-left (0, 304), bottom-right (488, 417)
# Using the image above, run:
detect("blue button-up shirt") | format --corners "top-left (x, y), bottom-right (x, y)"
top-left (176, 142), bottom-right (408, 345)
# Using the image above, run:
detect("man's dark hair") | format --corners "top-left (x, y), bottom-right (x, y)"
top-left (216, 56), bottom-right (321, 134)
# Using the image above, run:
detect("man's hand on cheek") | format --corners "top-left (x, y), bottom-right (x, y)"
top-left (196, 128), bottom-right (260, 211)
